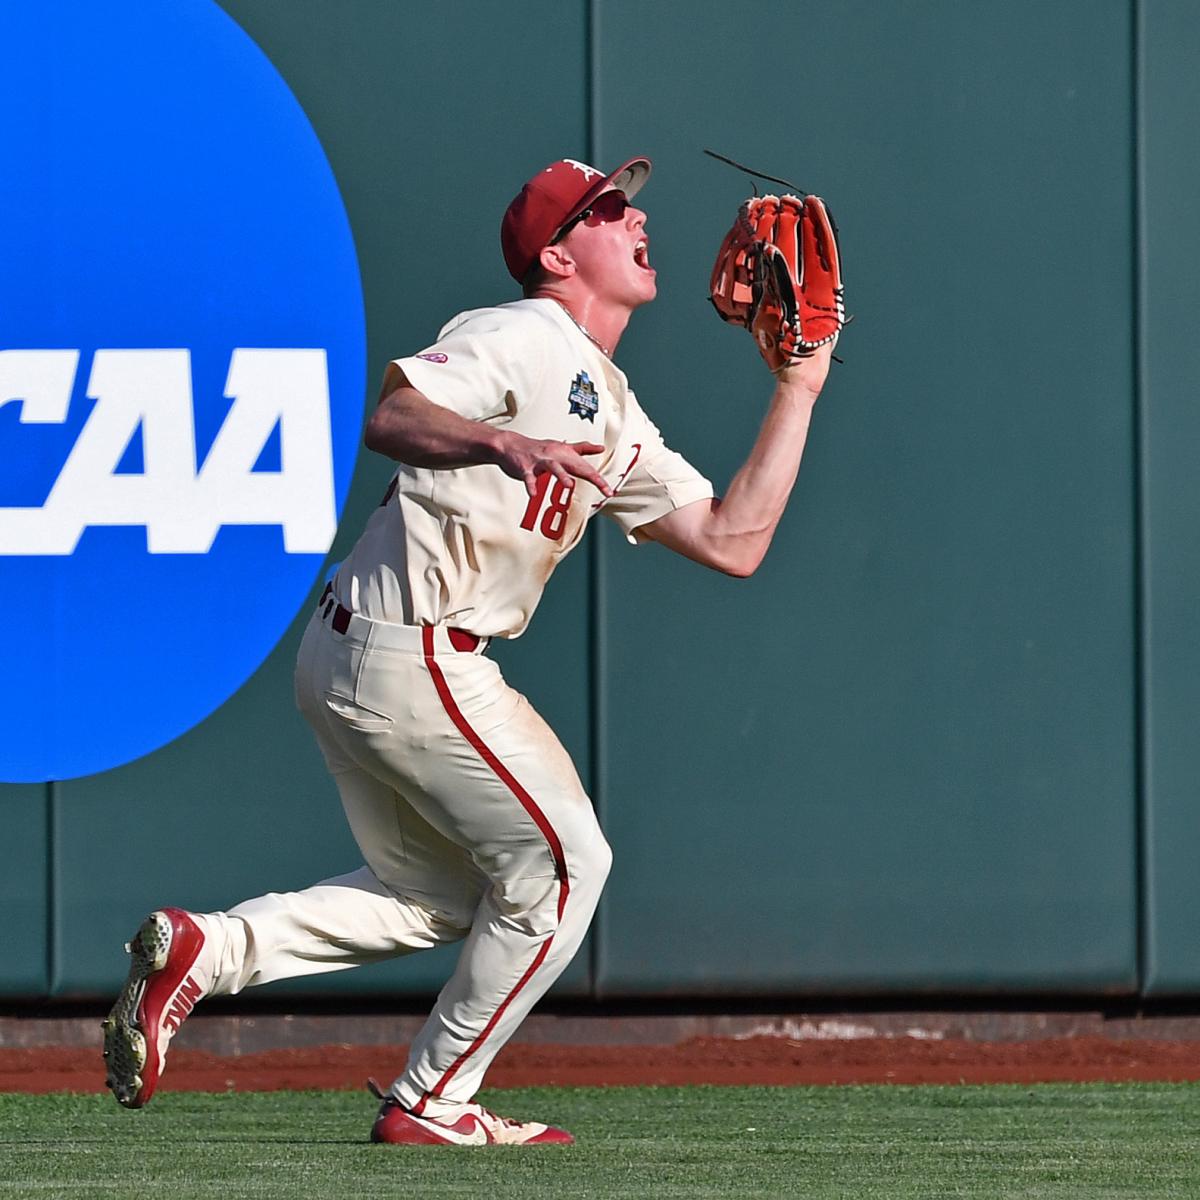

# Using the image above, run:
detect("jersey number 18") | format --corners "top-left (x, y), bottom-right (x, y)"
top-left (519, 475), bottom-right (574, 541)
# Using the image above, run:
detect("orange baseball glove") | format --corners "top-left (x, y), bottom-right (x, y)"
top-left (710, 193), bottom-right (845, 374)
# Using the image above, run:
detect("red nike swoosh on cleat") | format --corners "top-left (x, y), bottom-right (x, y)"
top-left (437, 1113), bottom-right (491, 1145)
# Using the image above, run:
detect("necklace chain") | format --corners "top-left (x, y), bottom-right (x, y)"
top-left (552, 300), bottom-right (611, 358)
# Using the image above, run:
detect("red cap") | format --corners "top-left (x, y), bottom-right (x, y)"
top-left (500, 155), bottom-right (652, 282)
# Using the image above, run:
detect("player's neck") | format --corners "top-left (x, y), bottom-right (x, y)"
top-left (532, 284), bottom-right (631, 358)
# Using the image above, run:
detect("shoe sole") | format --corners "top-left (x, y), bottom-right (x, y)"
top-left (101, 911), bottom-right (175, 1108)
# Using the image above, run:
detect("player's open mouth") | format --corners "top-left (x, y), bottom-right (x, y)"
top-left (633, 239), bottom-right (653, 271)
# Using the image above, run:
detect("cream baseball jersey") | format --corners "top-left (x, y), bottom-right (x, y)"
top-left (334, 298), bottom-right (713, 638)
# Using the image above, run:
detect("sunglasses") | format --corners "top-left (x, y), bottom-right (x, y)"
top-left (551, 190), bottom-right (630, 243)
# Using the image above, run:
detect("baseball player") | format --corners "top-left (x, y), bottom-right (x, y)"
top-left (102, 154), bottom-right (838, 1146)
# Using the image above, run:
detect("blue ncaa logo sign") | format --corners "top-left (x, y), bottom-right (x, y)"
top-left (0, 2), bottom-right (366, 782)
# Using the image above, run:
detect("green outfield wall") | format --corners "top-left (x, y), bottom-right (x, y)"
top-left (2, 0), bottom-right (1197, 1001)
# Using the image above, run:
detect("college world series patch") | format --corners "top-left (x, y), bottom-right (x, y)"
top-left (567, 371), bottom-right (599, 422)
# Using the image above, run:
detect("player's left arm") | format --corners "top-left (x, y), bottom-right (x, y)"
top-left (636, 345), bottom-right (830, 578)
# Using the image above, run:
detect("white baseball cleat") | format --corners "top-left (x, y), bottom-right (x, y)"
top-left (368, 1080), bottom-right (573, 1146)
top-left (101, 908), bottom-right (213, 1108)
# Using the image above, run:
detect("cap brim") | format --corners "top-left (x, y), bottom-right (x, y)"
top-left (557, 155), bottom-right (652, 232)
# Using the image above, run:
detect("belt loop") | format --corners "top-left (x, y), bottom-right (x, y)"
top-left (316, 584), bottom-right (352, 635)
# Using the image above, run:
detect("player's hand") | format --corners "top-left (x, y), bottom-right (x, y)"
top-left (493, 432), bottom-right (613, 498)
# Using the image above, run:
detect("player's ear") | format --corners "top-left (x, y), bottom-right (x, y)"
top-left (538, 242), bottom-right (576, 281)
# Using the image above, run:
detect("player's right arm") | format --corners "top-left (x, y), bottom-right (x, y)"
top-left (633, 347), bottom-right (830, 577)
top-left (365, 365), bottom-right (612, 499)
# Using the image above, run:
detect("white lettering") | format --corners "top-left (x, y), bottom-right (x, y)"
top-left (561, 159), bottom-right (602, 180)
top-left (0, 348), bottom-right (338, 555)
top-left (53, 350), bottom-right (198, 553)
top-left (0, 350), bottom-right (80, 422)
top-left (191, 349), bottom-right (336, 554)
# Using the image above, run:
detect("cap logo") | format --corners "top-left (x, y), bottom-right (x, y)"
top-left (416, 353), bottom-right (448, 363)
top-left (560, 159), bottom-right (602, 181)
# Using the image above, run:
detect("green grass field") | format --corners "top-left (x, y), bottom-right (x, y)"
top-left (1, 1084), bottom-right (1198, 1199)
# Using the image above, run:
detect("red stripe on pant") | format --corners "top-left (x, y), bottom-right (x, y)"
top-left (413, 625), bottom-right (571, 1114)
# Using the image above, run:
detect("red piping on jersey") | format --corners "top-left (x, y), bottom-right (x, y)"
top-left (591, 442), bottom-right (642, 511)
top-left (414, 625), bottom-right (570, 1113)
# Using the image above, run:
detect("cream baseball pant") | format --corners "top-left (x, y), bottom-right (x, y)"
top-left (195, 602), bottom-right (612, 1113)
